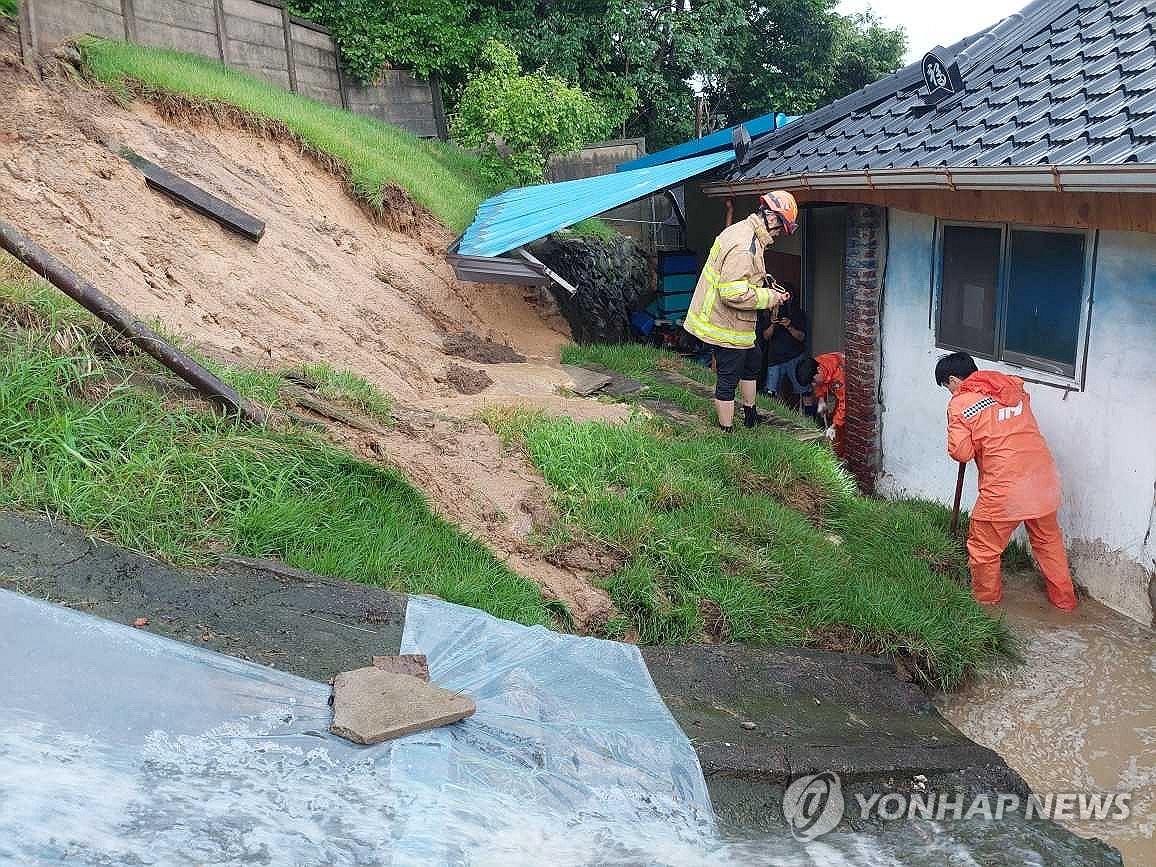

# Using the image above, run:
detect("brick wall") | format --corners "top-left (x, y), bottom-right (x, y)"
top-left (842, 204), bottom-right (884, 493)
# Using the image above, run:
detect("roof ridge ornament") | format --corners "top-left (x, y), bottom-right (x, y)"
top-left (921, 47), bottom-right (966, 106)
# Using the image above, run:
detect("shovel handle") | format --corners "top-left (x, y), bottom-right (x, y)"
top-left (950, 462), bottom-right (967, 537)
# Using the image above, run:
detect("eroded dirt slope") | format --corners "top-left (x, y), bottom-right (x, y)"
top-left (0, 49), bottom-right (624, 628)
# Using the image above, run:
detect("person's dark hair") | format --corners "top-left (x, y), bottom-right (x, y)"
top-left (934, 351), bottom-right (978, 386)
top-left (795, 356), bottom-right (818, 384)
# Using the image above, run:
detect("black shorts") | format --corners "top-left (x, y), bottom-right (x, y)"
top-left (713, 346), bottom-right (762, 400)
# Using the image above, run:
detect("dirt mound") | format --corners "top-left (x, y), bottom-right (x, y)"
top-left (444, 363), bottom-right (493, 395)
top-left (0, 53), bottom-right (627, 629)
top-left (443, 330), bottom-right (527, 364)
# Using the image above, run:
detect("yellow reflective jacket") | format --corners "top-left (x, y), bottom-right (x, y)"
top-left (683, 214), bottom-right (786, 349)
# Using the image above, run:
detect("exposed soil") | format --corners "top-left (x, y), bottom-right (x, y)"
top-left (444, 362), bottom-right (493, 395)
top-left (0, 45), bottom-right (628, 629)
top-left (443, 330), bottom-right (526, 364)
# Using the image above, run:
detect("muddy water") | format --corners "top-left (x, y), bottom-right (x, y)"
top-left (936, 573), bottom-right (1156, 866)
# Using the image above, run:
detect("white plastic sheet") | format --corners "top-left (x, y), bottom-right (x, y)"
top-left (0, 589), bottom-right (713, 865)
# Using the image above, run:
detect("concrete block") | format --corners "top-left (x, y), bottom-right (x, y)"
top-left (330, 666), bottom-right (475, 745)
top-left (134, 0), bottom-right (217, 32)
top-left (224, 16), bottom-right (284, 48)
top-left (290, 22), bottom-right (333, 50)
top-left (291, 42), bottom-right (336, 71)
top-left (227, 38), bottom-right (288, 68)
top-left (135, 20), bottom-right (220, 58)
top-left (36, 0), bottom-right (123, 50)
top-left (223, 0), bottom-right (281, 26)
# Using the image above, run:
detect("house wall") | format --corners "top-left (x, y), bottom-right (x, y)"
top-left (878, 208), bottom-right (1156, 625)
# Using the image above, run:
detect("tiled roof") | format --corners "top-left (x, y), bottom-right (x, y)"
top-left (729, 0), bottom-right (1156, 182)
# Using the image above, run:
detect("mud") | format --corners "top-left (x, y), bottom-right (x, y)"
top-left (444, 362), bottom-right (493, 395)
top-left (0, 54), bottom-right (634, 628)
top-left (443, 330), bottom-right (527, 364)
top-left (0, 511), bottom-right (405, 682)
top-left (936, 572), bottom-right (1156, 866)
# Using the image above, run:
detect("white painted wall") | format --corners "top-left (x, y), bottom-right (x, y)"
top-left (877, 209), bottom-right (1156, 625)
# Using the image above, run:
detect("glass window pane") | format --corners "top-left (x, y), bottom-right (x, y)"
top-left (1005, 230), bottom-right (1085, 372)
top-left (937, 225), bottom-right (1000, 356)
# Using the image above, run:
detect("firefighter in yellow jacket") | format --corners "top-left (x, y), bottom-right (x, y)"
top-left (684, 191), bottom-right (798, 430)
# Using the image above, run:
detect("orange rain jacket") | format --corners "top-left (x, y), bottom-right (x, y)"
top-left (814, 352), bottom-right (846, 430)
top-left (947, 371), bottom-right (1062, 521)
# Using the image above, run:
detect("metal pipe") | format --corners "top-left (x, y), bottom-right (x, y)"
top-left (0, 218), bottom-right (266, 425)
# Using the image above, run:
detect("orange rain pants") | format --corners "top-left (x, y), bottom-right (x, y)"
top-left (967, 512), bottom-right (1078, 610)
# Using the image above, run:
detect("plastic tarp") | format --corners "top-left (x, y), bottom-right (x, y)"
top-left (0, 589), bottom-right (714, 865)
top-left (456, 149), bottom-right (735, 258)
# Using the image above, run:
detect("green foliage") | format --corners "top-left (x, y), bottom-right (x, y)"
top-left (491, 0), bottom-right (907, 150)
top-left (289, 0), bottom-right (484, 85)
top-left (567, 218), bottom-right (619, 242)
top-left (76, 38), bottom-right (496, 231)
top-left (541, 345), bottom-right (1016, 689)
top-left (0, 264), bottom-right (550, 626)
top-left (452, 39), bottom-right (626, 186)
top-left (0, 0), bottom-right (17, 19)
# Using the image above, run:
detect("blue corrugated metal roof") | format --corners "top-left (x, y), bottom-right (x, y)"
top-left (458, 149), bottom-right (735, 258)
top-left (616, 112), bottom-right (798, 172)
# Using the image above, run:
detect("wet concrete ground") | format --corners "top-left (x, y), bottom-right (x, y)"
top-left (936, 573), bottom-right (1156, 866)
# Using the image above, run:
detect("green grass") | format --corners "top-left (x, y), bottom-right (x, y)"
top-left (75, 37), bottom-right (494, 232)
top-left (0, 262), bottom-right (550, 626)
top-left (0, 0), bottom-right (17, 19)
top-left (496, 345), bottom-right (1018, 690)
top-left (567, 217), bottom-right (619, 241)
top-left (291, 362), bottom-right (393, 425)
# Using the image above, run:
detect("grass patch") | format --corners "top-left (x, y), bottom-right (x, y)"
top-left (75, 37), bottom-right (494, 232)
top-left (565, 218), bottom-right (618, 242)
top-left (0, 260), bottom-right (550, 626)
top-left (0, 0), bottom-right (17, 19)
top-left (491, 348), bottom-right (1017, 690)
top-left (291, 362), bottom-right (393, 425)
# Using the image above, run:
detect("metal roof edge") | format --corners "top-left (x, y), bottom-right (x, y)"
top-left (701, 164), bottom-right (1156, 196)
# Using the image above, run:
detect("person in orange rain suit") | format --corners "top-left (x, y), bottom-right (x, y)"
top-left (935, 351), bottom-right (1078, 610)
top-left (796, 352), bottom-right (846, 456)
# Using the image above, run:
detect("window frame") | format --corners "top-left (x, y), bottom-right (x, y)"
top-left (932, 219), bottom-right (1096, 386)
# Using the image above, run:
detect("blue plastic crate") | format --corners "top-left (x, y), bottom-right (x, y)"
top-left (658, 252), bottom-right (698, 276)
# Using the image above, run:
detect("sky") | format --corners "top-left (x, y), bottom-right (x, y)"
top-left (837, 0), bottom-right (1028, 63)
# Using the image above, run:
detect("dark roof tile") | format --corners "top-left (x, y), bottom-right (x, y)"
top-left (1087, 133), bottom-right (1140, 162)
top-left (1087, 113), bottom-right (1134, 138)
top-left (731, 0), bottom-right (1156, 183)
top-left (1048, 135), bottom-right (1095, 163)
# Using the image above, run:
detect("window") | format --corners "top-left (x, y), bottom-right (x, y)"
top-left (935, 222), bottom-right (1092, 379)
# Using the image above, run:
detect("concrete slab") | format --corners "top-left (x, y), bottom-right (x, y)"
top-left (330, 666), bottom-right (474, 745)
top-left (561, 363), bottom-right (612, 396)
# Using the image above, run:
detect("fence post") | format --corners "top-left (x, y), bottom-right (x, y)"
top-left (17, 0), bottom-right (39, 69)
top-left (120, 0), bottom-right (138, 41)
top-left (280, 5), bottom-right (298, 93)
top-left (430, 71), bottom-right (448, 141)
top-left (213, 0), bottom-right (229, 63)
top-left (335, 47), bottom-right (351, 111)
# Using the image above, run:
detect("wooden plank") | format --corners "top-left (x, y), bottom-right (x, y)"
top-left (121, 150), bottom-right (265, 242)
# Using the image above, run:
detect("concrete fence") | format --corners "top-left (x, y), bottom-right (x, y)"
top-left (15, 0), bottom-right (446, 138)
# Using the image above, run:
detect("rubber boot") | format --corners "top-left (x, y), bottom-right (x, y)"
top-left (718, 424), bottom-right (734, 434)
top-left (743, 404), bottom-right (761, 428)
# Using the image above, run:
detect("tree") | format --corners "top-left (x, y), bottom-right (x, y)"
top-left (451, 40), bottom-right (628, 186)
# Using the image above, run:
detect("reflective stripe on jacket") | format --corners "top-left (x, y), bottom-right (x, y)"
top-left (947, 371), bottom-right (1062, 521)
top-left (683, 214), bottom-right (784, 349)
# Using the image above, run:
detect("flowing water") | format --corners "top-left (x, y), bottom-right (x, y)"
top-left (936, 573), bottom-right (1156, 866)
